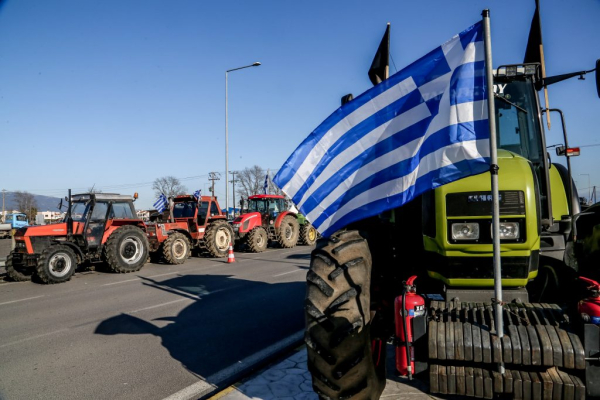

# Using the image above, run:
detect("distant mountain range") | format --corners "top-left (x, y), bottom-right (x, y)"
top-left (3, 192), bottom-right (62, 212)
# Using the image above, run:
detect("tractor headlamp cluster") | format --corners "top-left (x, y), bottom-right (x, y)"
top-left (494, 222), bottom-right (520, 240)
top-left (451, 223), bottom-right (480, 240)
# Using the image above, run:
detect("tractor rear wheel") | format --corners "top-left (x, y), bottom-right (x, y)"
top-left (6, 252), bottom-right (32, 282)
top-left (36, 245), bottom-right (77, 284)
top-left (204, 220), bottom-right (234, 257)
top-left (162, 232), bottom-right (191, 264)
top-left (277, 215), bottom-right (299, 248)
top-left (247, 227), bottom-right (268, 253)
top-left (104, 225), bottom-right (149, 273)
top-left (299, 223), bottom-right (318, 246)
top-left (305, 230), bottom-right (385, 400)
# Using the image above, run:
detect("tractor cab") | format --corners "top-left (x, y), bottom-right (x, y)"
top-left (245, 195), bottom-right (288, 226)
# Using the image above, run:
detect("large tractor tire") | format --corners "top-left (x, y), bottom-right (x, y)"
top-left (305, 230), bottom-right (385, 400)
top-left (276, 215), bottom-right (299, 248)
top-left (299, 223), bottom-right (318, 246)
top-left (36, 245), bottom-right (77, 284)
top-left (162, 232), bottom-right (191, 265)
top-left (6, 252), bottom-right (32, 282)
top-left (204, 220), bottom-right (234, 258)
top-left (247, 227), bottom-right (268, 253)
top-left (104, 225), bottom-right (149, 273)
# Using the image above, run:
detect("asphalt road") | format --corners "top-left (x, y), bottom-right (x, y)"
top-left (0, 246), bottom-right (311, 400)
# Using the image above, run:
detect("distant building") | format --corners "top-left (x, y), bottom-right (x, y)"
top-left (136, 210), bottom-right (150, 221)
top-left (37, 211), bottom-right (63, 223)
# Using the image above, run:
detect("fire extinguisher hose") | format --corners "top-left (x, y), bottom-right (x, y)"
top-left (402, 291), bottom-right (413, 380)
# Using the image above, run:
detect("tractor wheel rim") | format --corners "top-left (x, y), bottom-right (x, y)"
top-left (285, 224), bottom-right (293, 240)
top-left (120, 237), bottom-right (143, 264)
top-left (215, 228), bottom-right (230, 251)
top-left (257, 233), bottom-right (264, 246)
top-left (49, 252), bottom-right (72, 277)
top-left (173, 239), bottom-right (187, 259)
top-left (308, 227), bottom-right (317, 241)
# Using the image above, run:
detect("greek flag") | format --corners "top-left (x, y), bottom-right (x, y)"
top-left (153, 193), bottom-right (168, 213)
top-left (263, 171), bottom-right (269, 194)
top-left (193, 189), bottom-right (201, 200)
top-left (274, 22), bottom-right (489, 237)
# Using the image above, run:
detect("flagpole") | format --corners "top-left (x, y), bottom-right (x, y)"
top-left (482, 9), bottom-right (504, 375)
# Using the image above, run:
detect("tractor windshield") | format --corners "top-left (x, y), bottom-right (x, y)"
top-left (247, 199), bottom-right (267, 213)
top-left (69, 202), bottom-right (90, 222)
top-left (172, 201), bottom-right (196, 218)
top-left (494, 79), bottom-right (544, 164)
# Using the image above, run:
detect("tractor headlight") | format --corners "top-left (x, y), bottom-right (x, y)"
top-left (451, 223), bottom-right (480, 240)
top-left (233, 223), bottom-right (241, 230)
top-left (493, 222), bottom-right (520, 240)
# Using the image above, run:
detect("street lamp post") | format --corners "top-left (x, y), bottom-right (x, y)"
top-left (225, 62), bottom-right (261, 218)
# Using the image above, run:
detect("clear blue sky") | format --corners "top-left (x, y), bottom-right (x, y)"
top-left (1, 0), bottom-right (599, 210)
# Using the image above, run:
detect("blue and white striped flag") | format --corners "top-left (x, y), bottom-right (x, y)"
top-left (153, 193), bottom-right (168, 213)
top-left (274, 22), bottom-right (489, 237)
top-left (263, 170), bottom-right (270, 194)
top-left (193, 189), bottom-right (201, 200)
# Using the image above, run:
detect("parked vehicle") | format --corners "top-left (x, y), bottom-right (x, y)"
top-left (0, 223), bottom-right (11, 239)
top-left (4, 213), bottom-right (28, 229)
top-left (7, 191), bottom-right (149, 284)
top-left (232, 194), bottom-right (299, 252)
top-left (146, 195), bottom-right (234, 263)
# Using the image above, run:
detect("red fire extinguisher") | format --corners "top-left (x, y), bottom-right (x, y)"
top-left (394, 275), bottom-right (425, 379)
top-left (578, 276), bottom-right (600, 324)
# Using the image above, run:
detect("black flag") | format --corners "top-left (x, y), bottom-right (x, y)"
top-left (524, 1), bottom-right (543, 64)
top-left (368, 23), bottom-right (390, 86)
top-left (524, 0), bottom-right (551, 128)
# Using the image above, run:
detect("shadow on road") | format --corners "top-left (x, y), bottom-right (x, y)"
top-left (94, 273), bottom-right (306, 382)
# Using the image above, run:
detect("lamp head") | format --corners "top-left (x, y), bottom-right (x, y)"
top-left (252, 62), bottom-right (261, 66)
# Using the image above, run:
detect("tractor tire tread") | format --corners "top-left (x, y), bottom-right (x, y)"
top-left (6, 252), bottom-right (31, 282)
top-left (162, 232), bottom-right (191, 265)
top-left (204, 220), bottom-right (234, 258)
top-left (276, 215), bottom-right (299, 248)
top-left (36, 244), bottom-right (77, 284)
top-left (104, 225), bottom-right (149, 273)
top-left (306, 229), bottom-right (385, 400)
top-left (247, 227), bottom-right (268, 253)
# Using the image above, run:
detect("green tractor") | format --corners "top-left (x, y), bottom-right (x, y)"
top-left (297, 213), bottom-right (319, 246)
top-left (304, 59), bottom-right (600, 400)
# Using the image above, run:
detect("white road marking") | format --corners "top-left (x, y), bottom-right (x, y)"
top-left (129, 298), bottom-right (192, 314)
top-left (101, 278), bottom-right (140, 286)
top-left (0, 329), bottom-right (67, 349)
top-left (0, 295), bottom-right (45, 306)
top-left (163, 330), bottom-right (304, 400)
top-left (272, 269), bottom-right (305, 277)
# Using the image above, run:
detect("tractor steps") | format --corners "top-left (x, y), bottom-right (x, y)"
top-left (430, 365), bottom-right (585, 400)
top-left (427, 301), bottom-right (585, 369)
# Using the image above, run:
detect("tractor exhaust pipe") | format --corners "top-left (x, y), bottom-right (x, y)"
top-left (66, 189), bottom-right (73, 239)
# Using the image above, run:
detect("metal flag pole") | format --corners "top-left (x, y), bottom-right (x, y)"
top-left (482, 9), bottom-right (504, 374)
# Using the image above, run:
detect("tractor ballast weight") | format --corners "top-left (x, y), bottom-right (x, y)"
top-left (7, 191), bottom-right (149, 284)
top-left (145, 195), bottom-right (234, 261)
top-left (232, 194), bottom-right (301, 252)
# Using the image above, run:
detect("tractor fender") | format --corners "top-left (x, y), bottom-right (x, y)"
top-left (102, 223), bottom-right (146, 244)
top-left (274, 211), bottom-right (297, 229)
top-left (53, 240), bottom-right (85, 263)
top-left (235, 212), bottom-right (262, 234)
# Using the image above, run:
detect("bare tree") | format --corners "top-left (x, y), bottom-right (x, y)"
top-left (153, 176), bottom-right (187, 199)
top-left (87, 187), bottom-right (103, 193)
top-left (236, 166), bottom-right (281, 201)
top-left (13, 191), bottom-right (38, 221)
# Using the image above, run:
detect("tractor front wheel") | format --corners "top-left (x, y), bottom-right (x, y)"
top-left (305, 230), bottom-right (385, 400)
top-left (36, 245), bottom-right (77, 284)
top-left (162, 232), bottom-right (191, 264)
top-left (247, 227), bottom-right (268, 253)
top-left (299, 223), bottom-right (318, 246)
top-left (204, 220), bottom-right (234, 258)
top-left (277, 215), bottom-right (299, 248)
top-left (6, 252), bottom-right (32, 282)
top-left (104, 225), bottom-right (149, 273)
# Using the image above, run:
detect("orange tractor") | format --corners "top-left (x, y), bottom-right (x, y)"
top-left (146, 195), bottom-right (234, 263)
top-left (7, 191), bottom-right (149, 284)
top-left (231, 194), bottom-right (303, 252)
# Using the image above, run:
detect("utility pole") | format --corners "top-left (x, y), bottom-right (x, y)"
top-left (229, 171), bottom-right (237, 217)
top-left (1, 189), bottom-right (6, 223)
top-left (208, 172), bottom-right (221, 198)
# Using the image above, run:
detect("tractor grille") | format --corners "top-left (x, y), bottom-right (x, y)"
top-left (446, 191), bottom-right (525, 217)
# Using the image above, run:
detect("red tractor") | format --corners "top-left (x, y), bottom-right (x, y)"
top-left (231, 194), bottom-right (300, 252)
top-left (146, 195), bottom-right (234, 263)
top-left (7, 191), bottom-right (149, 284)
